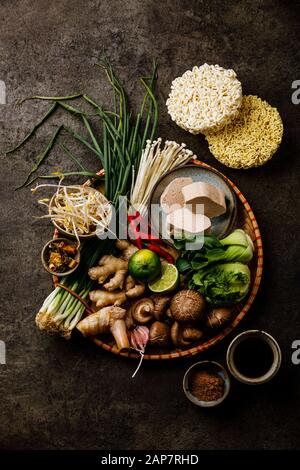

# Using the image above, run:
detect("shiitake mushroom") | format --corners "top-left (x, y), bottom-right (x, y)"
top-left (205, 307), bottom-right (233, 329)
top-left (170, 290), bottom-right (206, 323)
top-left (150, 294), bottom-right (172, 321)
top-left (149, 321), bottom-right (170, 348)
top-left (131, 298), bottom-right (155, 324)
top-left (130, 291), bottom-right (234, 351)
top-left (170, 289), bottom-right (206, 323)
top-left (170, 321), bottom-right (203, 347)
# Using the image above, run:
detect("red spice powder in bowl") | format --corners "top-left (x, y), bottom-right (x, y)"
top-left (183, 361), bottom-right (231, 407)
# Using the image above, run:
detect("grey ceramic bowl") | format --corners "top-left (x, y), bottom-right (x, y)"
top-left (149, 164), bottom-right (237, 242)
top-left (183, 360), bottom-right (231, 407)
top-left (41, 238), bottom-right (80, 277)
top-left (226, 330), bottom-right (282, 385)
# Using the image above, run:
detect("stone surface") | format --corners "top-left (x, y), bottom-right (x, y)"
top-left (0, 0), bottom-right (300, 450)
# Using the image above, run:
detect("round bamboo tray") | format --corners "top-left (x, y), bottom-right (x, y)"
top-left (53, 160), bottom-right (263, 359)
top-left (91, 160), bottom-right (263, 360)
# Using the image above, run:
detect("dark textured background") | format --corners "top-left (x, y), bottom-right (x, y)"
top-left (0, 0), bottom-right (300, 450)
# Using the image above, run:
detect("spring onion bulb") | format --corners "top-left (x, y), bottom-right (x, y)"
top-left (130, 139), bottom-right (196, 216)
top-left (35, 238), bottom-right (114, 338)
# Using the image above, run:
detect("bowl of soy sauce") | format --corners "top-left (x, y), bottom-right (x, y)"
top-left (226, 330), bottom-right (281, 385)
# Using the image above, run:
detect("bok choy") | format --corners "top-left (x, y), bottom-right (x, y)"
top-left (189, 262), bottom-right (251, 306)
top-left (176, 229), bottom-right (254, 274)
top-left (176, 229), bottom-right (254, 306)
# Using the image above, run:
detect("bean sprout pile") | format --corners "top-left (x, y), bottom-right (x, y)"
top-left (32, 184), bottom-right (112, 242)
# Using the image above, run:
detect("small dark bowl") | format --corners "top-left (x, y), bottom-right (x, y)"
top-left (41, 238), bottom-right (80, 277)
top-left (183, 360), bottom-right (231, 407)
top-left (226, 330), bottom-right (282, 385)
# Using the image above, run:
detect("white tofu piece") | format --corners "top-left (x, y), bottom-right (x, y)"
top-left (166, 206), bottom-right (211, 238)
top-left (182, 181), bottom-right (226, 218)
top-left (160, 177), bottom-right (193, 214)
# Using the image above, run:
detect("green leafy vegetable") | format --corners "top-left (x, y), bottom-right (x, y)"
top-left (220, 229), bottom-right (254, 248)
top-left (176, 229), bottom-right (254, 274)
top-left (176, 229), bottom-right (253, 305)
top-left (189, 262), bottom-right (251, 306)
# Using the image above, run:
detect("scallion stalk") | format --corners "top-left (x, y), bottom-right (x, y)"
top-left (10, 57), bottom-right (158, 338)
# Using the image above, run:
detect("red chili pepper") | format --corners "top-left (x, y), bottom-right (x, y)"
top-left (127, 214), bottom-right (170, 254)
top-left (127, 213), bottom-right (143, 249)
top-left (128, 238), bottom-right (142, 249)
top-left (146, 243), bottom-right (175, 264)
top-left (139, 231), bottom-right (164, 244)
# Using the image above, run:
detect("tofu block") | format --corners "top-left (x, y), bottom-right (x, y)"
top-left (166, 206), bottom-right (211, 238)
top-left (182, 181), bottom-right (226, 218)
top-left (160, 177), bottom-right (193, 214)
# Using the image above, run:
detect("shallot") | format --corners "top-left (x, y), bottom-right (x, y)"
top-left (130, 326), bottom-right (150, 378)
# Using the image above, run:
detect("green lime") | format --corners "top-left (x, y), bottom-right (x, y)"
top-left (148, 263), bottom-right (179, 293)
top-left (128, 249), bottom-right (161, 282)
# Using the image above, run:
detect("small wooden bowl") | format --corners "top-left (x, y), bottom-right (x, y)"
top-left (41, 238), bottom-right (80, 277)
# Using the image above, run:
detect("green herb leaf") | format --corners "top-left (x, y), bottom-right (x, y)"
top-left (176, 258), bottom-right (191, 273)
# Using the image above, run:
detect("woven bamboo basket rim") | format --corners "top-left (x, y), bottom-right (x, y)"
top-left (53, 160), bottom-right (263, 359)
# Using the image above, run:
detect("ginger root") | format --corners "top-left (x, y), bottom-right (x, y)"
top-left (124, 275), bottom-right (146, 298)
top-left (116, 239), bottom-right (138, 260)
top-left (87, 242), bottom-right (148, 347)
top-left (89, 290), bottom-right (127, 308)
top-left (88, 242), bottom-right (138, 291)
top-left (88, 242), bottom-right (145, 304)
top-left (88, 254), bottom-right (128, 291)
top-left (76, 306), bottom-right (129, 350)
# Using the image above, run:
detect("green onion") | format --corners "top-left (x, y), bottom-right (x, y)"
top-left (16, 125), bottom-right (62, 189)
top-left (11, 57), bottom-right (158, 337)
top-left (6, 102), bottom-right (58, 154)
top-left (17, 93), bottom-right (83, 105)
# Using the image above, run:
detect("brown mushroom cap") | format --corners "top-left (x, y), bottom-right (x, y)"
top-left (171, 321), bottom-right (203, 347)
top-left (132, 298), bottom-right (155, 324)
top-left (150, 294), bottom-right (172, 320)
top-left (170, 290), bottom-right (206, 323)
top-left (182, 326), bottom-right (203, 342)
top-left (149, 321), bottom-right (170, 348)
top-left (206, 307), bottom-right (233, 329)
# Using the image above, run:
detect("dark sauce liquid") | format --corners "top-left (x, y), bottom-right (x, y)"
top-left (233, 337), bottom-right (274, 378)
